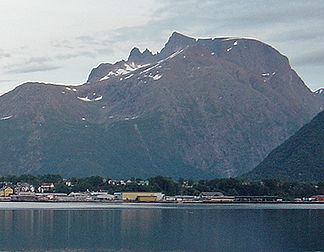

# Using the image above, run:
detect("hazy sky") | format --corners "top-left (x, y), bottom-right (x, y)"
top-left (0, 0), bottom-right (323, 95)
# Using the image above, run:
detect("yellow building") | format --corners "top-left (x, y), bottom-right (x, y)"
top-left (136, 196), bottom-right (157, 202)
top-left (116, 192), bottom-right (163, 201)
top-left (0, 187), bottom-right (14, 197)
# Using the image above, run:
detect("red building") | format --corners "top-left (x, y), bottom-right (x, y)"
top-left (311, 195), bottom-right (324, 201)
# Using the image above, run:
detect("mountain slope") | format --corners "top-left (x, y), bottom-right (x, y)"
top-left (243, 111), bottom-right (324, 181)
top-left (0, 32), bottom-right (322, 178)
top-left (314, 88), bottom-right (324, 109)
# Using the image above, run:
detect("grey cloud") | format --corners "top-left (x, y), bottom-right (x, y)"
top-left (293, 51), bottom-right (324, 66)
top-left (7, 65), bottom-right (61, 74)
top-left (271, 29), bottom-right (324, 43)
top-left (0, 79), bottom-right (15, 83)
top-left (96, 48), bottom-right (114, 55)
top-left (0, 50), bottom-right (11, 58)
top-left (76, 36), bottom-right (94, 41)
top-left (51, 36), bottom-right (106, 60)
top-left (226, 3), bottom-right (324, 26)
top-left (75, 35), bottom-right (102, 46)
top-left (56, 51), bottom-right (97, 60)
top-left (25, 57), bottom-right (51, 64)
top-left (152, 0), bottom-right (324, 39)
top-left (51, 39), bottom-right (73, 49)
top-left (5, 56), bottom-right (60, 74)
top-left (158, 0), bottom-right (324, 23)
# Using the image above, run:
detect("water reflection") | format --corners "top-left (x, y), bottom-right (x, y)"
top-left (0, 206), bottom-right (323, 251)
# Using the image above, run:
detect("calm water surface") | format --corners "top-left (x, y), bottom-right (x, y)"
top-left (0, 202), bottom-right (323, 251)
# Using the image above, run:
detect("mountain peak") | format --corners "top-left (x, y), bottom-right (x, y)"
top-left (128, 47), bottom-right (142, 61)
top-left (159, 31), bottom-right (196, 57)
top-left (127, 47), bottom-right (154, 64)
top-left (143, 48), bottom-right (153, 56)
top-left (170, 31), bottom-right (192, 40)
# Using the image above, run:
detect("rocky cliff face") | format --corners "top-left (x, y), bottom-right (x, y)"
top-left (0, 32), bottom-right (322, 178)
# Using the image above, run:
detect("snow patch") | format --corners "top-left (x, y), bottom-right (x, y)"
top-left (233, 41), bottom-right (238, 46)
top-left (0, 115), bottom-right (13, 120)
top-left (100, 63), bottom-right (149, 81)
top-left (226, 47), bottom-right (232, 52)
top-left (125, 74), bottom-right (134, 79)
top-left (77, 96), bottom-right (92, 102)
top-left (65, 87), bottom-right (71, 91)
top-left (315, 89), bottom-right (324, 94)
top-left (61, 91), bottom-right (66, 94)
top-left (166, 49), bottom-right (184, 60)
top-left (72, 88), bottom-right (77, 92)
top-left (81, 117), bottom-right (86, 121)
top-left (211, 52), bottom-right (215, 55)
top-left (152, 74), bottom-right (162, 80)
top-left (100, 76), bottom-right (109, 81)
top-left (78, 95), bottom-right (103, 102)
top-left (262, 73), bottom-right (270, 77)
top-left (140, 64), bottom-right (160, 74)
top-left (94, 96), bottom-right (103, 101)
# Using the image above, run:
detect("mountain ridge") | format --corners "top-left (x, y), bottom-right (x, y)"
top-left (0, 32), bottom-right (322, 178)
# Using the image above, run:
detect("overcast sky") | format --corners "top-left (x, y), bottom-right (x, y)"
top-left (0, 0), bottom-right (323, 95)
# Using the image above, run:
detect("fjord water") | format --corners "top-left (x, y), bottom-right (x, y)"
top-left (0, 203), bottom-right (323, 251)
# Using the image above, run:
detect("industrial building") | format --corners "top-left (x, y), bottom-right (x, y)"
top-left (114, 192), bottom-right (164, 202)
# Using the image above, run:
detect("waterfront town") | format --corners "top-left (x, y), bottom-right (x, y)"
top-left (1, 176), bottom-right (324, 203)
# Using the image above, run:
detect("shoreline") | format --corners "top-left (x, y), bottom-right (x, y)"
top-left (1, 199), bottom-right (323, 204)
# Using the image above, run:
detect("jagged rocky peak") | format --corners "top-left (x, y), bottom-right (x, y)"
top-left (88, 32), bottom-right (198, 83)
top-left (128, 47), bottom-right (142, 59)
top-left (127, 47), bottom-right (153, 64)
top-left (143, 48), bottom-right (153, 57)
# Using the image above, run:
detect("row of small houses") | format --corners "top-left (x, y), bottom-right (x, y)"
top-left (1, 179), bottom-right (150, 194)
top-left (0, 182), bottom-right (53, 194)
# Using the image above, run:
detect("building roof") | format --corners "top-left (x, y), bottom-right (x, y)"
top-left (200, 192), bottom-right (224, 196)
top-left (40, 183), bottom-right (54, 187)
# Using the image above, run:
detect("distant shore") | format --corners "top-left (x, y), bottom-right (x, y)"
top-left (1, 199), bottom-right (324, 204)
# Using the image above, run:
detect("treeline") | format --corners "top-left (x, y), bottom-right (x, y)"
top-left (1, 174), bottom-right (324, 200)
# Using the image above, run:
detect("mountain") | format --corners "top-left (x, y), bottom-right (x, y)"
top-left (242, 111), bottom-right (324, 181)
top-left (0, 32), bottom-right (322, 178)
